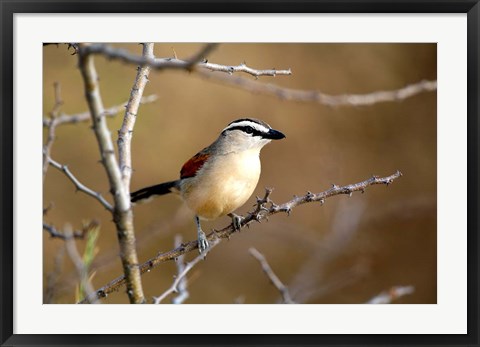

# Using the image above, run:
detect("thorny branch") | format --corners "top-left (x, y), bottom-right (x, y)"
top-left (118, 43), bottom-right (154, 190)
top-left (58, 43), bottom-right (434, 107)
top-left (153, 236), bottom-right (220, 304)
top-left (249, 247), bottom-right (295, 304)
top-left (77, 43), bottom-right (145, 304)
top-left (171, 235), bottom-right (189, 304)
top-left (42, 82), bottom-right (63, 181)
top-left (197, 70), bottom-right (437, 107)
top-left (48, 157), bottom-right (113, 211)
top-left (43, 222), bottom-right (86, 240)
top-left (78, 170), bottom-right (402, 304)
top-left (42, 95), bottom-right (158, 127)
top-left (70, 43), bottom-right (291, 77)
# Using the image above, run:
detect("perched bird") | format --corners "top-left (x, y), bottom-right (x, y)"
top-left (131, 118), bottom-right (286, 253)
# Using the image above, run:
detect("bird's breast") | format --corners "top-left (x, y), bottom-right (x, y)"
top-left (181, 149), bottom-right (262, 220)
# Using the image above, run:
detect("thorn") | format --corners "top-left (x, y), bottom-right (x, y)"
top-left (305, 191), bottom-right (314, 201)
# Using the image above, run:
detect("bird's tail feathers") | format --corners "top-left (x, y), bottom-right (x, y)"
top-left (131, 180), bottom-right (178, 203)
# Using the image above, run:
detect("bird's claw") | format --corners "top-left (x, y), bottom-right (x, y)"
top-left (197, 231), bottom-right (209, 254)
top-left (229, 213), bottom-right (244, 231)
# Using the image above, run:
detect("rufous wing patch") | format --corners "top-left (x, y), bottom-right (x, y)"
top-left (180, 152), bottom-right (210, 179)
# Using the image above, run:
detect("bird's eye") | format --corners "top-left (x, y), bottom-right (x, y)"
top-left (245, 126), bottom-right (253, 134)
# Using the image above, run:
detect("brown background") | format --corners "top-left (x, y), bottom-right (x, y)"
top-left (43, 43), bottom-right (437, 304)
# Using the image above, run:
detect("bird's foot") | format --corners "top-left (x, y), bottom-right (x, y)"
top-left (197, 230), bottom-right (209, 254)
top-left (228, 213), bottom-right (244, 231)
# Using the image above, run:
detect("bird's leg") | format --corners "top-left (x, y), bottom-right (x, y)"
top-left (195, 215), bottom-right (209, 254)
top-left (228, 213), bottom-right (244, 231)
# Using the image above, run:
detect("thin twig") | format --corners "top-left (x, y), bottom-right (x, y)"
top-left (153, 237), bottom-right (220, 304)
top-left (366, 285), bottom-right (415, 304)
top-left (78, 171), bottom-right (402, 303)
top-left (202, 62), bottom-right (291, 78)
top-left (43, 222), bottom-right (86, 240)
top-left (80, 43), bottom-right (291, 77)
top-left (78, 43), bottom-right (145, 304)
top-left (171, 235), bottom-right (189, 304)
top-left (198, 70), bottom-right (436, 106)
top-left (249, 247), bottom-right (295, 304)
top-left (42, 95), bottom-right (158, 127)
top-left (43, 82), bottom-right (63, 181)
top-left (118, 43), bottom-right (154, 190)
top-left (63, 225), bottom-right (100, 304)
top-left (48, 157), bottom-right (113, 211)
top-left (286, 200), bottom-right (366, 303)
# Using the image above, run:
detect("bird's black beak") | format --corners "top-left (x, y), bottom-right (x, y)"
top-left (265, 128), bottom-right (286, 140)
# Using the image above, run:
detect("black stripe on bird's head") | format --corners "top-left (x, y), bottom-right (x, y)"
top-left (222, 118), bottom-right (286, 140)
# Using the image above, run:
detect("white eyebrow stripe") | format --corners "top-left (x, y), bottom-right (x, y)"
top-left (223, 120), bottom-right (270, 133)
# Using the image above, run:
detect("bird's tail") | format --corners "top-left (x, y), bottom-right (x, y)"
top-left (130, 180), bottom-right (178, 203)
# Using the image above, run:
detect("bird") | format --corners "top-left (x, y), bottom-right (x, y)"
top-left (131, 118), bottom-right (286, 253)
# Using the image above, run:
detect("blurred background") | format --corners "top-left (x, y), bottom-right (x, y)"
top-left (43, 43), bottom-right (436, 304)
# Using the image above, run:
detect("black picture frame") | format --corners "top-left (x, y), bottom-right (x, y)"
top-left (1, 1), bottom-right (478, 346)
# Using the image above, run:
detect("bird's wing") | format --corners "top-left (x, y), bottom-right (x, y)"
top-left (180, 149), bottom-right (210, 179)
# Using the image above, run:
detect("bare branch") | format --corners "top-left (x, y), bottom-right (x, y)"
top-left (63, 225), bottom-right (100, 304)
top-left (77, 43), bottom-right (145, 304)
top-left (171, 235), bottom-right (189, 304)
top-left (249, 247), bottom-right (295, 304)
top-left (153, 237), bottom-right (220, 304)
top-left (48, 157), bottom-right (113, 211)
top-left (198, 70), bottom-right (436, 106)
top-left (78, 171), bottom-right (402, 303)
top-left (42, 82), bottom-right (63, 181)
top-left (43, 222), bottom-right (86, 240)
top-left (202, 62), bottom-right (291, 78)
top-left (118, 43), bottom-right (154, 190)
top-left (42, 95), bottom-right (158, 127)
top-left (44, 244), bottom-right (65, 304)
top-left (80, 43), bottom-right (291, 77)
top-left (366, 285), bottom-right (415, 304)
